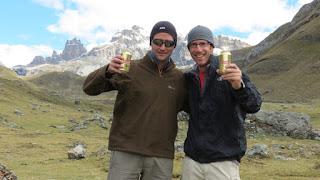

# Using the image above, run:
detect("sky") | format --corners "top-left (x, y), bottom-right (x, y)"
top-left (0, 0), bottom-right (313, 68)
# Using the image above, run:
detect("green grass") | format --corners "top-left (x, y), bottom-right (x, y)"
top-left (0, 126), bottom-right (109, 180)
top-left (241, 135), bottom-right (320, 180)
top-left (0, 68), bottom-right (112, 179)
top-left (1, 90), bottom-right (320, 180)
top-left (1, 67), bottom-right (320, 179)
top-left (171, 132), bottom-right (320, 180)
top-left (247, 17), bottom-right (320, 103)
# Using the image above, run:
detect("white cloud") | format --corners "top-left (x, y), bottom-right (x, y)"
top-left (33, 0), bottom-right (64, 10)
top-left (45, 0), bottom-right (313, 45)
top-left (1, 0), bottom-right (313, 68)
top-left (298, 0), bottom-right (313, 6)
top-left (243, 31), bottom-right (272, 45)
top-left (0, 44), bottom-right (53, 68)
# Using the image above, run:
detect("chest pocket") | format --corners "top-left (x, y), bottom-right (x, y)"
top-left (208, 77), bottom-right (229, 104)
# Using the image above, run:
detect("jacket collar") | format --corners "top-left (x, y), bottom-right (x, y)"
top-left (141, 51), bottom-right (176, 72)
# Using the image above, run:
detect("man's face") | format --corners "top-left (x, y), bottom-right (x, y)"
top-left (151, 32), bottom-right (175, 61)
top-left (188, 40), bottom-right (213, 67)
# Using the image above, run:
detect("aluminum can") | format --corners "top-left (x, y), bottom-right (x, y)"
top-left (219, 51), bottom-right (232, 74)
top-left (120, 51), bottom-right (132, 72)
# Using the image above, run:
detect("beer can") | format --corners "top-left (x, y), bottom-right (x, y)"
top-left (219, 51), bottom-right (232, 74)
top-left (120, 51), bottom-right (132, 72)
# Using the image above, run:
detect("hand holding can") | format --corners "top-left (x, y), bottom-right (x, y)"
top-left (219, 51), bottom-right (232, 74)
top-left (120, 51), bottom-right (132, 72)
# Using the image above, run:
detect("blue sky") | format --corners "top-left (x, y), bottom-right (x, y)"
top-left (0, 0), bottom-right (313, 67)
top-left (0, 1), bottom-right (65, 48)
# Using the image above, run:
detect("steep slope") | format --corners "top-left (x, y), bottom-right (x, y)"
top-left (0, 66), bottom-right (82, 130)
top-left (0, 66), bottom-right (64, 105)
top-left (27, 71), bottom-right (117, 105)
top-left (0, 65), bottom-right (19, 80)
top-left (28, 71), bottom-right (85, 98)
top-left (247, 0), bottom-right (320, 102)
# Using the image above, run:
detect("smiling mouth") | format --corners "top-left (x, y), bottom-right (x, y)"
top-left (194, 54), bottom-right (205, 58)
top-left (158, 52), bottom-right (167, 56)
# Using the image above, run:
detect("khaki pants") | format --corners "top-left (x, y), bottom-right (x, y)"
top-left (181, 156), bottom-right (241, 180)
top-left (107, 151), bottom-right (173, 180)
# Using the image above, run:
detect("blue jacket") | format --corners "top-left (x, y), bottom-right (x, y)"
top-left (184, 55), bottom-right (262, 163)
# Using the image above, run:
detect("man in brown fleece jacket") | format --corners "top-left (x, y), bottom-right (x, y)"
top-left (83, 21), bottom-right (186, 180)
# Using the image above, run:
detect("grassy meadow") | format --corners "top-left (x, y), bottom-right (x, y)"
top-left (1, 98), bottom-right (320, 179)
top-left (1, 67), bottom-right (320, 179)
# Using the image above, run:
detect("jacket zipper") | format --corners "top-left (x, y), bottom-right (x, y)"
top-left (158, 68), bottom-right (163, 77)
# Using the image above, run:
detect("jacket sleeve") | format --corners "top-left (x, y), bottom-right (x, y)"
top-left (181, 75), bottom-right (190, 113)
top-left (231, 74), bottom-right (262, 113)
top-left (82, 65), bottom-right (117, 96)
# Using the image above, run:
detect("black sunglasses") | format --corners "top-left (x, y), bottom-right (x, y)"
top-left (152, 39), bottom-right (175, 48)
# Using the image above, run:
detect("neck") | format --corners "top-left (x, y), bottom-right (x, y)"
top-left (158, 61), bottom-right (167, 70)
top-left (149, 51), bottom-right (170, 70)
top-left (199, 65), bottom-right (207, 72)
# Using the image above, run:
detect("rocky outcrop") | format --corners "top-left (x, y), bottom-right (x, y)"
top-left (61, 38), bottom-right (87, 60)
top-left (0, 163), bottom-right (18, 180)
top-left (178, 109), bottom-right (320, 140)
top-left (69, 113), bottom-right (108, 131)
top-left (28, 39), bottom-right (86, 66)
top-left (246, 110), bottom-right (316, 139)
top-left (213, 35), bottom-right (250, 50)
top-left (12, 65), bottom-right (27, 76)
top-left (68, 144), bottom-right (86, 160)
top-left (46, 50), bottom-right (62, 64)
top-left (87, 25), bottom-right (148, 61)
top-left (246, 144), bottom-right (269, 158)
top-left (30, 56), bottom-right (45, 66)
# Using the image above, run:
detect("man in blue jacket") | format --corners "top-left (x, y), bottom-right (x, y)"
top-left (182, 25), bottom-right (262, 180)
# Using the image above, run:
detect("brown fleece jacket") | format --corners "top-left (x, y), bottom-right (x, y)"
top-left (83, 54), bottom-right (186, 159)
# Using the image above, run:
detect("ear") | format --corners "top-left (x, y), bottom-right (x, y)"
top-left (210, 46), bottom-right (214, 53)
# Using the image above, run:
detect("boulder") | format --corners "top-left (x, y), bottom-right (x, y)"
top-left (247, 110), bottom-right (312, 139)
top-left (68, 144), bottom-right (86, 160)
top-left (0, 163), bottom-right (18, 180)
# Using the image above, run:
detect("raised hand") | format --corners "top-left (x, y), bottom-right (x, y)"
top-left (217, 63), bottom-right (243, 90)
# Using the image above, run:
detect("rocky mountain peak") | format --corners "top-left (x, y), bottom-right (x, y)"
top-left (291, 0), bottom-right (320, 25)
top-left (61, 38), bottom-right (87, 60)
top-left (21, 26), bottom-right (250, 76)
top-left (110, 25), bottom-right (148, 50)
top-left (28, 38), bottom-right (86, 66)
top-left (30, 56), bottom-right (45, 66)
top-left (87, 25), bottom-right (149, 59)
top-left (213, 35), bottom-right (251, 50)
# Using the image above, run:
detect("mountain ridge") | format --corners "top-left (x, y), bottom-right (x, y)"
top-left (12, 26), bottom-right (250, 76)
top-left (246, 0), bottom-right (320, 102)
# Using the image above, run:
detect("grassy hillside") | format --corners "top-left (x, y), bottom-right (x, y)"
top-left (248, 16), bottom-right (320, 103)
top-left (0, 66), bottom-right (113, 179)
top-left (27, 71), bottom-right (117, 107)
top-left (232, 46), bottom-right (254, 68)
top-left (0, 65), bottom-right (19, 80)
top-left (27, 71), bottom-right (85, 98)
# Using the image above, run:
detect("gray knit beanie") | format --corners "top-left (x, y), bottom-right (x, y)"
top-left (187, 25), bottom-right (214, 48)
